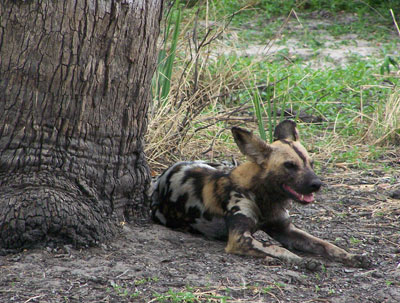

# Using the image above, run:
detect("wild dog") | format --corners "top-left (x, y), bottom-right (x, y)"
top-left (151, 120), bottom-right (370, 269)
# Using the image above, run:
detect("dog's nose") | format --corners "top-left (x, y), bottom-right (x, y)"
top-left (309, 179), bottom-right (322, 191)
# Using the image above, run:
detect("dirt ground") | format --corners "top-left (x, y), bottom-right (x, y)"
top-left (1, 161), bottom-right (399, 302)
top-left (224, 11), bottom-right (400, 70)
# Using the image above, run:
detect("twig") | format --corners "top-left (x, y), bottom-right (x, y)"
top-left (24, 295), bottom-right (45, 303)
top-left (262, 8), bottom-right (296, 55)
top-left (201, 128), bottom-right (227, 156)
top-left (177, 6), bottom-right (237, 110)
top-left (390, 9), bottom-right (400, 37)
top-left (381, 237), bottom-right (400, 248)
top-left (357, 0), bottom-right (386, 20)
top-left (261, 289), bottom-right (281, 303)
top-left (194, 104), bottom-right (253, 131)
top-left (303, 299), bottom-right (331, 303)
top-left (115, 269), bottom-right (130, 279)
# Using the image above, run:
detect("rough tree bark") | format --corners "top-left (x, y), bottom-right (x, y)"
top-left (0, 0), bottom-right (162, 250)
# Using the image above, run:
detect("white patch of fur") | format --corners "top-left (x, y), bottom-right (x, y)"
top-left (154, 210), bottom-right (167, 225)
top-left (227, 192), bottom-right (261, 224)
top-left (168, 169), bottom-right (193, 201)
top-left (164, 162), bottom-right (215, 206)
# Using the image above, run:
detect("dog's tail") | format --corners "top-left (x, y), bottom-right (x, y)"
top-left (149, 173), bottom-right (170, 225)
top-left (148, 176), bottom-right (159, 216)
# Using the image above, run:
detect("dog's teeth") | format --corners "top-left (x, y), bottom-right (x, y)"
top-left (301, 195), bottom-right (304, 200)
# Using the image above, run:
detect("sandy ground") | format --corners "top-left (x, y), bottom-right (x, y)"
top-left (220, 12), bottom-right (399, 69)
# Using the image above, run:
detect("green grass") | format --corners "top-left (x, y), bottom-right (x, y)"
top-left (135, 276), bottom-right (160, 285)
top-left (153, 0), bottom-right (181, 106)
top-left (151, 282), bottom-right (291, 303)
top-left (350, 236), bottom-right (362, 245)
top-left (204, 0), bottom-right (400, 23)
top-left (205, 0), bottom-right (400, 42)
top-left (148, 0), bottom-right (400, 168)
top-left (208, 53), bottom-right (398, 140)
top-left (107, 277), bottom-right (161, 300)
top-left (153, 287), bottom-right (232, 303)
top-left (386, 280), bottom-right (394, 287)
top-left (107, 283), bottom-right (141, 299)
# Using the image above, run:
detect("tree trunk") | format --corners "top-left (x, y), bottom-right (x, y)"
top-left (0, 0), bottom-right (162, 250)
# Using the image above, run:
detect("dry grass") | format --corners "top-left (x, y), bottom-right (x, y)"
top-left (146, 97), bottom-right (241, 171)
top-left (362, 9), bottom-right (400, 145)
top-left (362, 85), bottom-right (400, 146)
top-left (146, 10), bottom-right (262, 172)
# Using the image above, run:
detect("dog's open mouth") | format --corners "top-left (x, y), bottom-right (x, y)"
top-left (282, 184), bottom-right (314, 204)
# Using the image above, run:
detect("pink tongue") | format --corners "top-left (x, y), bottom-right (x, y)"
top-left (302, 193), bottom-right (314, 203)
top-left (283, 184), bottom-right (314, 203)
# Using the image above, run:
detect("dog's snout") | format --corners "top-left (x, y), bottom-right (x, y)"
top-left (309, 179), bottom-right (322, 191)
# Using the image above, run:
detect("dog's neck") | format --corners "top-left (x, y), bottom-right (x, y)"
top-left (230, 162), bottom-right (291, 212)
top-left (230, 162), bottom-right (260, 190)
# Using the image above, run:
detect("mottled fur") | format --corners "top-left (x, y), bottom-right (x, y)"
top-left (151, 120), bottom-right (370, 269)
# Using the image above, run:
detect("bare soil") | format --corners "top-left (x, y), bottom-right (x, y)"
top-left (1, 162), bottom-right (399, 303)
top-left (226, 12), bottom-right (399, 69)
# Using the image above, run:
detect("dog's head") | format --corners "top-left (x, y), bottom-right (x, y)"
top-left (231, 120), bottom-right (322, 204)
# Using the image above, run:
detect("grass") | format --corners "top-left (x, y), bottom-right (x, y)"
top-left (152, 288), bottom-right (232, 303)
top-left (106, 280), bottom-right (292, 303)
top-left (363, 86), bottom-right (400, 145)
top-left (146, 1), bottom-right (400, 172)
top-left (150, 282), bottom-right (290, 303)
top-left (107, 277), bottom-right (162, 300)
top-left (153, 0), bottom-right (182, 106)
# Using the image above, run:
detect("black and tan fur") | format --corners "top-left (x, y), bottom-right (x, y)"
top-left (151, 120), bottom-right (370, 269)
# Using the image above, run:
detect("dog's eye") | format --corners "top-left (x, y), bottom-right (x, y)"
top-left (284, 161), bottom-right (298, 170)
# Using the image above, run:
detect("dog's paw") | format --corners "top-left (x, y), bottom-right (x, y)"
top-left (288, 258), bottom-right (322, 271)
top-left (302, 258), bottom-right (323, 271)
top-left (262, 256), bottom-right (282, 266)
top-left (350, 253), bottom-right (372, 269)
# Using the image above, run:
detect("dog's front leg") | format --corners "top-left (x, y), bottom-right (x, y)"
top-left (225, 213), bottom-right (320, 270)
top-left (267, 223), bottom-right (371, 268)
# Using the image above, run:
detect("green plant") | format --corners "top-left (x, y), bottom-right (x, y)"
top-left (108, 283), bottom-right (137, 298)
top-left (274, 282), bottom-right (285, 288)
top-left (386, 280), bottom-right (394, 286)
top-left (262, 285), bottom-right (274, 294)
top-left (135, 276), bottom-right (160, 285)
top-left (153, 288), bottom-right (231, 303)
top-left (350, 237), bottom-right (361, 245)
top-left (153, 0), bottom-right (181, 106)
top-left (380, 55), bottom-right (399, 74)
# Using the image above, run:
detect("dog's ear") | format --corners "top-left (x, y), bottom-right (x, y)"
top-left (273, 120), bottom-right (299, 141)
top-left (231, 127), bottom-right (273, 165)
